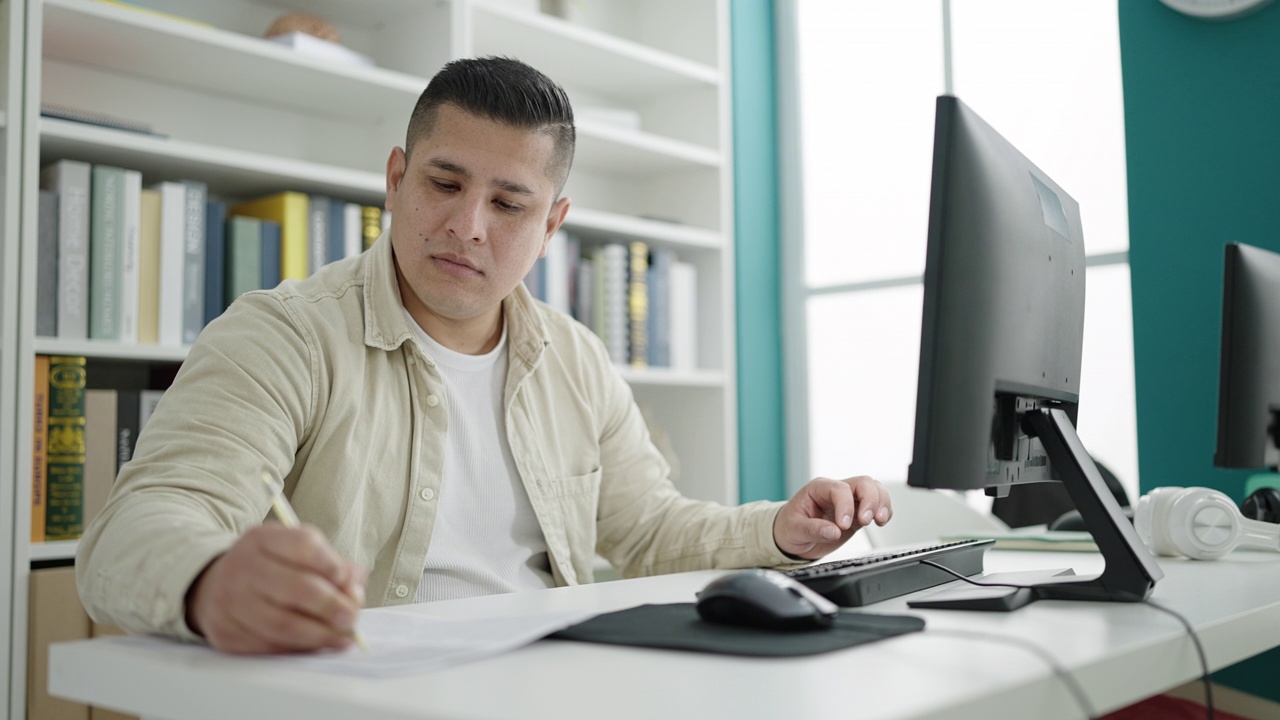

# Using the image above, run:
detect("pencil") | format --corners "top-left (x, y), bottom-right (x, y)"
top-left (260, 472), bottom-right (370, 653)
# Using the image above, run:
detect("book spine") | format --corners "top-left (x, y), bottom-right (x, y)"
top-left (647, 248), bottom-right (674, 368)
top-left (627, 241), bottom-right (649, 367)
top-left (361, 206), bottom-right (382, 251)
top-left (31, 355), bottom-right (50, 543)
top-left (155, 182), bottom-right (186, 346)
top-left (327, 196), bottom-right (346, 265)
top-left (600, 243), bottom-right (629, 365)
top-left (42, 160), bottom-right (90, 340)
top-left (89, 165), bottom-right (126, 341)
top-left (182, 181), bottom-right (208, 344)
top-left (260, 220), bottom-right (282, 289)
top-left (545, 230), bottom-right (570, 315)
top-left (137, 189), bottom-right (162, 344)
top-left (83, 390), bottom-right (118, 532)
top-left (573, 257), bottom-right (594, 330)
top-left (225, 216), bottom-right (262, 301)
top-left (343, 202), bottom-right (362, 259)
top-left (119, 169), bottom-right (142, 343)
top-left (309, 194), bottom-right (330, 275)
top-left (115, 388), bottom-right (140, 474)
top-left (36, 190), bottom-right (59, 337)
top-left (670, 262), bottom-right (698, 371)
top-left (204, 199), bottom-right (227, 325)
top-left (45, 355), bottom-right (87, 540)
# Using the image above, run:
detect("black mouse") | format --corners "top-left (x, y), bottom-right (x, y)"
top-left (695, 569), bottom-right (839, 630)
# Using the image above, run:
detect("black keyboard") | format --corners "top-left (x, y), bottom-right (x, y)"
top-left (781, 538), bottom-right (995, 607)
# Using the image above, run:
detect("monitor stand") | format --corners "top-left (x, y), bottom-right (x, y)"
top-left (909, 407), bottom-right (1164, 611)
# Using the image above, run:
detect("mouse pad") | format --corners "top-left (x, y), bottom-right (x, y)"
top-left (548, 603), bottom-right (925, 657)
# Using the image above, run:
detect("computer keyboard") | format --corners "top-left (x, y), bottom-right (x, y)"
top-left (780, 538), bottom-right (996, 607)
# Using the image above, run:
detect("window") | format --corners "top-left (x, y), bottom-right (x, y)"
top-left (780, 0), bottom-right (1139, 504)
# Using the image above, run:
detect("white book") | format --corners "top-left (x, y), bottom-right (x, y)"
top-left (670, 261), bottom-right (698, 372)
top-left (544, 230), bottom-right (570, 315)
top-left (344, 202), bottom-right (362, 258)
top-left (598, 243), bottom-right (628, 365)
top-left (40, 160), bottom-right (91, 339)
top-left (119, 169), bottom-right (142, 343)
top-left (153, 181), bottom-right (187, 346)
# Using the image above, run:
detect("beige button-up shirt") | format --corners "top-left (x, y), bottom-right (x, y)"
top-left (77, 233), bottom-right (793, 641)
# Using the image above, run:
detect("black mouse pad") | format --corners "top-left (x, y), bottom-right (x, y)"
top-left (548, 603), bottom-right (925, 657)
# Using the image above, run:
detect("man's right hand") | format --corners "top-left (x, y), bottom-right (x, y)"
top-left (184, 524), bottom-right (367, 654)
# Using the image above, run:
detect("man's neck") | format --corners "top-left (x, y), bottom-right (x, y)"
top-left (411, 306), bottom-right (504, 355)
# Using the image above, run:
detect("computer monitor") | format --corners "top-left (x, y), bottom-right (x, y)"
top-left (1215, 243), bottom-right (1280, 471)
top-left (906, 96), bottom-right (1163, 610)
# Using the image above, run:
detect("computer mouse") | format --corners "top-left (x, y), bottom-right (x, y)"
top-left (695, 569), bottom-right (839, 631)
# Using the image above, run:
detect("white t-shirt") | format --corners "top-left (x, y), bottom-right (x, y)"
top-left (404, 311), bottom-right (554, 602)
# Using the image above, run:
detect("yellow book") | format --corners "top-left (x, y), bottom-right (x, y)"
top-left (45, 355), bottom-right (87, 541)
top-left (361, 206), bottom-right (382, 251)
top-left (232, 192), bottom-right (309, 281)
top-left (137, 189), bottom-right (161, 344)
top-left (31, 355), bottom-right (49, 543)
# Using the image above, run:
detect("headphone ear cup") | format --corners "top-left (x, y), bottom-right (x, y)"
top-left (1241, 487), bottom-right (1280, 524)
top-left (1165, 487), bottom-right (1242, 561)
top-left (1135, 487), bottom-right (1183, 557)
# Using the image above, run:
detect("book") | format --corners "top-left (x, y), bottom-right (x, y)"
top-left (45, 355), bottom-right (87, 541)
top-left (545, 230), bottom-right (570, 315)
top-left (225, 215), bottom-right (262, 302)
top-left (309, 194), bottom-right (330, 274)
top-left (343, 202), bottom-right (362, 259)
top-left (260, 220), bottom-right (282, 289)
top-left (204, 199), bottom-right (227, 324)
top-left (646, 247), bottom-right (674, 368)
top-left (89, 165), bottom-right (126, 341)
top-left (119, 169), bottom-right (142, 343)
top-left (361, 206), bottom-right (382, 251)
top-left (327, 197), bottom-right (348, 265)
top-left (114, 388), bottom-right (140, 474)
top-left (138, 389), bottom-right (165, 430)
top-left (31, 356), bottom-right (50, 543)
top-left (36, 190), bottom-right (59, 337)
top-left (83, 390), bottom-right (118, 531)
top-left (182, 181), bottom-right (208, 344)
top-left (596, 243), bottom-right (629, 365)
top-left (41, 160), bottom-right (91, 340)
top-left (152, 181), bottom-right (187, 346)
top-left (233, 192), bottom-right (309, 281)
top-left (670, 261), bottom-right (698, 371)
top-left (136, 188), bottom-right (162, 344)
top-left (41, 102), bottom-right (160, 137)
top-left (627, 241), bottom-right (649, 367)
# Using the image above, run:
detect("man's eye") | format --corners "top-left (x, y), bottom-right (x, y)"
top-left (494, 199), bottom-right (522, 212)
top-left (431, 180), bottom-right (459, 192)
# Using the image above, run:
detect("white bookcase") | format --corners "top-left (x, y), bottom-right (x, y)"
top-left (2, 0), bottom-right (736, 715)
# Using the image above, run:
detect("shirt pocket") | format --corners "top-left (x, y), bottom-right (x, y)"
top-left (546, 467), bottom-right (602, 581)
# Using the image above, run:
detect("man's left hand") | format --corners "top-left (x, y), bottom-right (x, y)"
top-left (773, 476), bottom-right (893, 560)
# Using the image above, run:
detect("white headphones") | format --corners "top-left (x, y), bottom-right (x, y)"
top-left (1135, 486), bottom-right (1280, 560)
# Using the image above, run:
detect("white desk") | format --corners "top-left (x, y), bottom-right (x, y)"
top-left (51, 550), bottom-right (1280, 720)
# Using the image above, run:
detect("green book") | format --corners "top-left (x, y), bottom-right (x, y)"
top-left (89, 165), bottom-right (127, 340)
top-left (45, 355), bottom-right (87, 540)
top-left (225, 215), bottom-right (262, 303)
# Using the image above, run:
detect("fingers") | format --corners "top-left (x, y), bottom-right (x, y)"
top-left (186, 525), bottom-right (367, 655)
top-left (849, 476), bottom-right (893, 526)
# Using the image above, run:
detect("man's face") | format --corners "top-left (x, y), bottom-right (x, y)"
top-left (385, 103), bottom-right (569, 342)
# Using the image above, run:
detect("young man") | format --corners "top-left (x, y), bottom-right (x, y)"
top-left (78, 57), bottom-right (892, 654)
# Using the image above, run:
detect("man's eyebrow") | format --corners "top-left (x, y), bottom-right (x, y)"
top-left (426, 156), bottom-right (535, 196)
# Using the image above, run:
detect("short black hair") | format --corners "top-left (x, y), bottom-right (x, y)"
top-left (406, 56), bottom-right (576, 195)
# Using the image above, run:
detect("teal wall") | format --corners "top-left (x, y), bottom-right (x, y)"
top-left (730, 0), bottom-right (787, 503)
top-left (1120, 0), bottom-right (1280, 702)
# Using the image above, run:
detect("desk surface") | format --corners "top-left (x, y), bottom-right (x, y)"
top-left (51, 550), bottom-right (1280, 720)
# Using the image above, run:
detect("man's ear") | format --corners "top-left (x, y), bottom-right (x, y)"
top-left (540, 196), bottom-right (571, 258)
top-left (385, 147), bottom-right (407, 212)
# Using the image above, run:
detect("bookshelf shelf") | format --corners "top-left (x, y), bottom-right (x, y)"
top-left (564, 208), bottom-right (723, 252)
top-left (575, 120), bottom-right (721, 174)
top-left (33, 337), bottom-right (189, 363)
top-left (40, 118), bottom-right (387, 202)
top-left (29, 540), bottom-right (78, 563)
top-left (618, 367), bottom-right (726, 388)
top-left (469, 1), bottom-right (720, 97)
top-left (41, 0), bottom-right (425, 126)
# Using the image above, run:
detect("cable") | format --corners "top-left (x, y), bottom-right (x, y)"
top-left (918, 560), bottom-right (1215, 720)
top-left (1142, 599), bottom-right (1213, 720)
top-left (924, 628), bottom-right (1098, 719)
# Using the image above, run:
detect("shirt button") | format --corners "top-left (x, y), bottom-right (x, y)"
top-left (407, 355), bottom-right (415, 365)
top-left (426, 395), bottom-right (439, 407)
top-left (420, 488), bottom-right (435, 501)
top-left (395, 584), bottom-right (409, 598)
